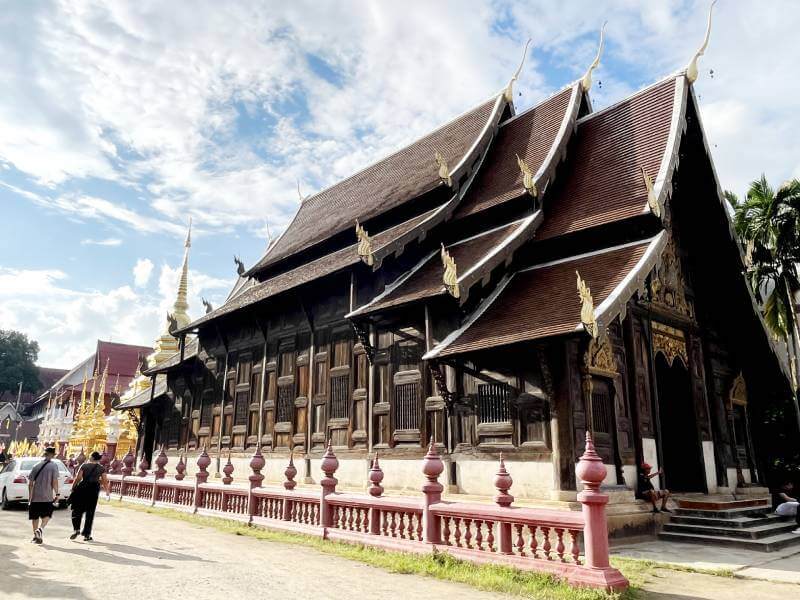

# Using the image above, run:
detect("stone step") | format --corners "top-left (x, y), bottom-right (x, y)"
top-left (669, 513), bottom-right (789, 529)
top-left (662, 520), bottom-right (798, 540)
top-left (674, 505), bottom-right (772, 519)
top-left (658, 529), bottom-right (800, 552)
top-left (676, 497), bottom-right (769, 510)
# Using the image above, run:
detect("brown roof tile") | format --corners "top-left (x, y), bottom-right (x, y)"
top-left (251, 97), bottom-right (500, 273)
top-left (430, 239), bottom-right (652, 357)
top-left (181, 209), bottom-right (439, 331)
top-left (537, 78), bottom-right (677, 240)
top-left (353, 219), bottom-right (525, 315)
top-left (455, 87), bottom-right (574, 219)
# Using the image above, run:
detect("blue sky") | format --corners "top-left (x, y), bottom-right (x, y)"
top-left (1, 0), bottom-right (799, 368)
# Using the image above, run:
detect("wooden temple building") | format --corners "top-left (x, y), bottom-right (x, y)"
top-left (132, 37), bottom-right (793, 523)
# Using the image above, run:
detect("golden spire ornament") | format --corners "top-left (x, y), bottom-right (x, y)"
top-left (581, 22), bottom-right (607, 92)
top-left (354, 219), bottom-right (374, 266)
top-left (504, 38), bottom-right (532, 102)
top-left (686, 1), bottom-right (716, 84)
top-left (516, 153), bottom-right (537, 198)
top-left (435, 151), bottom-right (452, 187)
top-left (641, 167), bottom-right (660, 217)
top-left (441, 244), bottom-right (460, 299)
top-left (576, 271), bottom-right (597, 338)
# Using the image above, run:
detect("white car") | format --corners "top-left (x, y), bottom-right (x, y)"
top-left (0, 457), bottom-right (74, 509)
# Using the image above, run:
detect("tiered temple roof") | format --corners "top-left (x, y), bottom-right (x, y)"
top-left (171, 53), bottom-right (789, 390)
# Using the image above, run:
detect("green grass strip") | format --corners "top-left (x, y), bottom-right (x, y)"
top-left (102, 500), bottom-right (738, 598)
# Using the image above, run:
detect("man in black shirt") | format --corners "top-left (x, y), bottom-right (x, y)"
top-left (637, 462), bottom-right (671, 513)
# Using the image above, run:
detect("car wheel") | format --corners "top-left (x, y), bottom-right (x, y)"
top-left (1, 489), bottom-right (11, 510)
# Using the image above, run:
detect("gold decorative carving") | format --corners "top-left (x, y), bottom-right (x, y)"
top-left (354, 219), bottom-right (374, 266)
top-left (435, 151), bottom-right (452, 187)
top-left (729, 372), bottom-right (747, 407)
top-left (580, 22), bottom-right (606, 92)
top-left (588, 337), bottom-right (617, 376)
top-left (686, 1), bottom-right (716, 84)
top-left (652, 322), bottom-right (689, 367)
top-left (516, 154), bottom-right (537, 198)
top-left (641, 166), bottom-right (661, 218)
top-left (441, 244), bottom-right (460, 299)
top-left (648, 231), bottom-right (694, 319)
top-left (576, 271), bottom-right (597, 338)
top-left (505, 38), bottom-right (532, 102)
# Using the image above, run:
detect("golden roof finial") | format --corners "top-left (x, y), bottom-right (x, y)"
top-left (641, 167), bottom-right (661, 217)
top-left (686, 1), bottom-right (716, 84)
top-left (516, 153), bottom-right (537, 198)
top-left (441, 244), bottom-right (460, 299)
top-left (167, 218), bottom-right (192, 331)
top-left (354, 219), bottom-right (374, 266)
top-left (581, 22), bottom-right (607, 92)
top-left (435, 151), bottom-right (452, 187)
top-left (576, 271), bottom-right (597, 338)
top-left (505, 38), bottom-right (532, 102)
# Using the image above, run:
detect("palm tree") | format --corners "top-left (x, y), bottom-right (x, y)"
top-left (727, 176), bottom-right (800, 426)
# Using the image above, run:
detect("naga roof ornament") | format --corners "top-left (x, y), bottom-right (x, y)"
top-left (441, 244), bottom-right (460, 299)
top-left (435, 151), bottom-right (452, 187)
top-left (686, 1), bottom-right (716, 84)
top-left (641, 166), bottom-right (661, 217)
top-left (354, 219), bottom-right (374, 266)
top-left (516, 153), bottom-right (537, 198)
top-left (581, 22), bottom-right (607, 92)
top-left (504, 38), bottom-right (532, 103)
top-left (576, 271), bottom-right (597, 338)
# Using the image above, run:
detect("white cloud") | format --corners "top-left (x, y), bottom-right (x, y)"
top-left (80, 238), bottom-right (122, 247)
top-left (3, 2), bottom-right (799, 238)
top-left (0, 265), bottom-right (231, 368)
top-left (132, 258), bottom-right (154, 287)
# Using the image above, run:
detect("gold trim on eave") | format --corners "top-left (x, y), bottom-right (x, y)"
top-left (576, 271), bottom-right (597, 338)
top-left (581, 22), bottom-right (606, 92)
top-left (441, 244), bottom-right (460, 299)
top-left (355, 219), bottom-right (374, 266)
top-left (641, 166), bottom-right (660, 217)
top-left (686, 1), bottom-right (716, 84)
top-left (435, 151), bottom-right (452, 187)
top-left (516, 154), bottom-right (537, 198)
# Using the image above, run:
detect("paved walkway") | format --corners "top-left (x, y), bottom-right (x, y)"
top-left (1, 503), bottom-right (797, 599)
top-left (0, 504), bottom-right (506, 600)
top-left (612, 538), bottom-right (800, 584)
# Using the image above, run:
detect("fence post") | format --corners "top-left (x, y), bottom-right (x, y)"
top-left (320, 441), bottom-right (339, 528)
top-left (194, 447), bottom-right (211, 513)
top-left (121, 448), bottom-right (134, 476)
top-left (282, 453), bottom-right (297, 520)
top-left (494, 454), bottom-right (514, 554)
top-left (368, 453), bottom-right (384, 535)
top-left (222, 452), bottom-right (234, 485)
top-left (421, 438), bottom-right (443, 544)
top-left (248, 447), bottom-right (265, 522)
top-left (573, 432), bottom-right (629, 591)
top-left (137, 456), bottom-right (149, 477)
top-left (175, 454), bottom-right (186, 481)
top-left (154, 446), bottom-right (168, 480)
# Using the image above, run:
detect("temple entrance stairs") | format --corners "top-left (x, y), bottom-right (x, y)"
top-left (659, 494), bottom-right (800, 552)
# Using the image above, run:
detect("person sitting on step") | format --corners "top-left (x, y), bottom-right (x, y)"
top-left (637, 462), bottom-right (671, 514)
top-left (772, 481), bottom-right (800, 534)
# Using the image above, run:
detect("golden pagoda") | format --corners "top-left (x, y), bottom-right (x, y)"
top-left (87, 359), bottom-right (110, 452)
top-left (68, 367), bottom-right (95, 454)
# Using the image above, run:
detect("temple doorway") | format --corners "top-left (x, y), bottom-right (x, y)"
top-left (655, 354), bottom-right (706, 492)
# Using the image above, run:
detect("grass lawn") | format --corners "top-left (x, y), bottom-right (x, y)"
top-left (101, 500), bottom-right (734, 599)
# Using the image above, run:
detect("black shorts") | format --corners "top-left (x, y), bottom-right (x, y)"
top-left (28, 502), bottom-right (55, 520)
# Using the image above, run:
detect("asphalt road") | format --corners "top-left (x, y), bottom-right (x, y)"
top-left (0, 503), bottom-right (508, 600)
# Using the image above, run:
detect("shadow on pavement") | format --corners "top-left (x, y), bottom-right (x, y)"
top-left (45, 544), bottom-right (170, 569)
top-left (0, 541), bottom-right (87, 599)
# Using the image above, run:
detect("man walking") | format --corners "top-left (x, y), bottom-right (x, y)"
top-left (27, 447), bottom-right (60, 544)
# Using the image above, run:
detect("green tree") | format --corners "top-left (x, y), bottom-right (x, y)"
top-left (726, 175), bottom-right (800, 428)
top-left (0, 330), bottom-right (41, 395)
